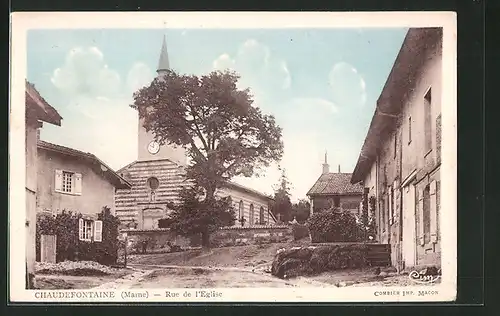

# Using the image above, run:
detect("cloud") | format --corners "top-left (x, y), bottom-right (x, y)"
top-left (328, 62), bottom-right (367, 108)
top-left (212, 39), bottom-right (291, 93)
top-left (127, 62), bottom-right (154, 94)
top-left (51, 46), bottom-right (122, 98)
top-left (45, 46), bottom-right (152, 170)
top-left (41, 94), bottom-right (138, 170)
top-left (212, 53), bottom-right (235, 71)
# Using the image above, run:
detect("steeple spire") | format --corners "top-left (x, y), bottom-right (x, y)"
top-left (157, 35), bottom-right (170, 75)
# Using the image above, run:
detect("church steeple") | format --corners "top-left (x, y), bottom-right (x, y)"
top-left (157, 35), bottom-right (170, 76)
top-left (136, 35), bottom-right (187, 166)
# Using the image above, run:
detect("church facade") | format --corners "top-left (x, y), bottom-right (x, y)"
top-left (114, 36), bottom-right (277, 230)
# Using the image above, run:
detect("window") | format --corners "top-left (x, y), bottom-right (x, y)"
top-left (147, 177), bottom-right (160, 190)
top-left (62, 171), bottom-right (73, 192)
top-left (390, 186), bottom-right (395, 224)
top-left (239, 200), bottom-right (244, 219)
top-left (55, 170), bottom-right (82, 195)
top-left (424, 87), bottom-right (432, 153)
top-left (381, 198), bottom-right (386, 233)
top-left (334, 197), bottom-right (340, 207)
top-left (423, 185), bottom-right (431, 244)
top-left (408, 116), bottom-right (412, 144)
top-left (249, 204), bottom-right (254, 225)
top-left (78, 219), bottom-right (102, 242)
top-left (259, 207), bottom-right (265, 225)
top-left (147, 177), bottom-right (160, 202)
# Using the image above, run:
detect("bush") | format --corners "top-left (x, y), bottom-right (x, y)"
top-left (36, 207), bottom-right (120, 265)
top-left (291, 223), bottom-right (310, 241)
top-left (271, 244), bottom-right (370, 278)
top-left (307, 210), bottom-right (364, 243)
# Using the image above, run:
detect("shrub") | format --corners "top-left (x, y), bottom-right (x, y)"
top-left (307, 210), bottom-right (364, 243)
top-left (36, 207), bottom-right (120, 265)
top-left (291, 223), bottom-right (310, 241)
top-left (271, 244), bottom-right (370, 278)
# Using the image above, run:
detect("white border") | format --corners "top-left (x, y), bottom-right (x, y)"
top-left (9, 11), bottom-right (457, 303)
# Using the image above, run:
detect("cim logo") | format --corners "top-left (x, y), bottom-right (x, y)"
top-left (408, 268), bottom-right (441, 284)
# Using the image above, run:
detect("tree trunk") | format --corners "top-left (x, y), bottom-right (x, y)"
top-left (201, 230), bottom-right (210, 249)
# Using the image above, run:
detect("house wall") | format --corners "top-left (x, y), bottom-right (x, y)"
top-left (311, 194), bottom-right (362, 215)
top-left (25, 121), bottom-right (38, 288)
top-left (115, 159), bottom-right (276, 230)
top-left (360, 31), bottom-right (442, 269)
top-left (37, 150), bottom-right (117, 217)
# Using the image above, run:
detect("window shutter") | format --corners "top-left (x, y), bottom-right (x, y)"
top-left (429, 180), bottom-right (438, 243)
top-left (78, 218), bottom-right (84, 241)
top-left (54, 170), bottom-right (63, 192)
top-left (388, 189), bottom-right (393, 225)
top-left (74, 173), bottom-right (82, 195)
top-left (94, 220), bottom-right (103, 242)
top-left (418, 188), bottom-right (425, 246)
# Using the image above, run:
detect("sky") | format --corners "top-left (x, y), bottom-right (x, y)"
top-left (27, 28), bottom-right (408, 201)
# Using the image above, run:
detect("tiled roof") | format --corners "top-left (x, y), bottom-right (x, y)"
top-left (307, 172), bottom-right (363, 196)
top-left (25, 81), bottom-right (62, 126)
top-left (37, 140), bottom-right (131, 189)
top-left (351, 28), bottom-right (443, 184)
top-left (223, 181), bottom-right (274, 202)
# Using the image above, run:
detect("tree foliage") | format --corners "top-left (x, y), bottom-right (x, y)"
top-left (159, 186), bottom-right (236, 247)
top-left (291, 199), bottom-right (311, 223)
top-left (131, 70), bottom-right (283, 195)
top-left (270, 168), bottom-right (293, 222)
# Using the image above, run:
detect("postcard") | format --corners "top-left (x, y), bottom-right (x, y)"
top-left (10, 11), bottom-right (457, 303)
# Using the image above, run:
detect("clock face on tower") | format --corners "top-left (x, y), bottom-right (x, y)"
top-left (147, 141), bottom-right (160, 154)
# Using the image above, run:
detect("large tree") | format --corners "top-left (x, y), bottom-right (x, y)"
top-left (132, 70), bottom-right (283, 247)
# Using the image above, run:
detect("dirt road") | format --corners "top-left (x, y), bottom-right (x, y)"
top-left (128, 266), bottom-right (300, 288)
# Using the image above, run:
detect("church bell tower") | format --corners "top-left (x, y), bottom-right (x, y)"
top-left (137, 35), bottom-right (187, 165)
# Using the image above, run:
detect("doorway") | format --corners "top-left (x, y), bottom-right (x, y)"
top-left (402, 182), bottom-right (417, 269)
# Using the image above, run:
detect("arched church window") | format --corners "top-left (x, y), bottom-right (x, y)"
top-left (250, 204), bottom-right (254, 225)
top-left (147, 177), bottom-right (160, 202)
top-left (259, 207), bottom-right (265, 225)
top-left (239, 200), bottom-right (244, 219)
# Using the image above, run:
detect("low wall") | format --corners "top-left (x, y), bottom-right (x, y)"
top-left (211, 225), bottom-right (293, 247)
top-left (122, 229), bottom-right (201, 254)
top-left (121, 225), bottom-right (293, 253)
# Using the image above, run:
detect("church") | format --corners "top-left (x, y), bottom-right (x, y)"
top-left (114, 36), bottom-right (277, 231)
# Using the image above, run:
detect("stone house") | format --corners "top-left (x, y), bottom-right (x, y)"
top-left (306, 153), bottom-right (363, 216)
top-left (25, 81), bottom-right (62, 288)
top-left (350, 27), bottom-right (443, 271)
top-left (114, 36), bottom-right (276, 232)
top-left (36, 140), bottom-right (131, 243)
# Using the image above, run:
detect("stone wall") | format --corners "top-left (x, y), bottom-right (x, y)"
top-left (122, 225), bottom-right (293, 253)
top-left (210, 225), bottom-right (293, 247)
top-left (123, 229), bottom-right (199, 254)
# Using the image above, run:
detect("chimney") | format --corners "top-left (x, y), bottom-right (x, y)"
top-left (322, 151), bottom-right (330, 174)
top-left (338, 165), bottom-right (340, 173)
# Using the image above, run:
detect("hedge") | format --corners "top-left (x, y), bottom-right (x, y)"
top-left (36, 207), bottom-right (120, 265)
top-left (291, 223), bottom-right (310, 241)
top-left (307, 209), bottom-right (365, 243)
